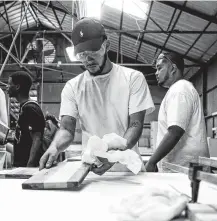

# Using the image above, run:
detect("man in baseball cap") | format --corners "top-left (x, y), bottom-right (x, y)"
top-left (145, 52), bottom-right (209, 172)
top-left (71, 17), bottom-right (109, 75)
top-left (72, 17), bottom-right (107, 54)
top-left (40, 17), bottom-right (155, 175)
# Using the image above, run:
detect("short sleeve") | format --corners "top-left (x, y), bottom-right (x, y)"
top-left (24, 104), bottom-right (45, 132)
top-left (59, 82), bottom-right (78, 119)
top-left (129, 71), bottom-right (155, 115)
top-left (166, 93), bottom-right (193, 131)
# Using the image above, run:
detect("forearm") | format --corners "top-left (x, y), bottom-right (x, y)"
top-left (124, 123), bottom-right (143, 149)
top-left (27, 134), bottom-right (42, 167)
top-left (148, 128), bottom-right (184, 164)
top-left (124, 111), bottom-right (145, 149)
top-left (50, 128), bottom-right (74, 152)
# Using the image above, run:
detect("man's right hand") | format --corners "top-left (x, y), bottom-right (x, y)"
top-left (91, 156), bottom-right (115, 175)
top-left (39, 145), bottom-right (59, 170)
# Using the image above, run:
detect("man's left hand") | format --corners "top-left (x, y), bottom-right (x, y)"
top-left (91, 156), bottom-right (115, 175)
top-left (144, 161), bottom-right (158, 172)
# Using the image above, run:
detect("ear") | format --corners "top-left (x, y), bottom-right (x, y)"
top-left (105, 39), bottom-right (110, 52)
top-left (171, 64), bottom-right (177, 74)
top-left (16, 84), bottom-right (20, 91)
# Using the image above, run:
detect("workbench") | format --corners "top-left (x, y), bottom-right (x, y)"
top-left (0, 171), bottom-right (217, 221)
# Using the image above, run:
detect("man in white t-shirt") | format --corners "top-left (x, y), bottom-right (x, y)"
top-left (39, 17), bottom-right (155, 174)
top-left (145, 52), bottom-right (210, 172)
top-left (0, 88), bottom-right (8, 126)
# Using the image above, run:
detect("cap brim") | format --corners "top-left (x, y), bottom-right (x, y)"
top-left (74, 38), bottom-right (103, 54)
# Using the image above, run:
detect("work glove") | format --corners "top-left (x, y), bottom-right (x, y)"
top-left (102, 133), bottom-right (127, 151)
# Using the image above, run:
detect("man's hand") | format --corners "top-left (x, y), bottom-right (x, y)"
top-left (39, 145), bottom-right (59, 170)
top-left (91, 156), bottom-right (114, 175)
top-left (144, 161), bottom-right (158, 172)
top-left (0, 135), bottom-right (6, 145)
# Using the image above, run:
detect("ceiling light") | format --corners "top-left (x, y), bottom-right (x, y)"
top-left (85, 0), bottom-right (149, 20)
top-left (66, 46), bottom-right (77, 62)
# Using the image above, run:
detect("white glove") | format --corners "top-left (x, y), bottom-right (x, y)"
top-left (102, 133), bottom-right (127, 151)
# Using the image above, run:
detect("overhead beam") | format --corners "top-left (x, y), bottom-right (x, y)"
top-left (35, 1), bottom-right (71, 16)
top-left (160, 1), bottom-right (187, 55)
top-left (104, 24), bottom-right (203, 65)
top-left (61, 13), bottom-right (67, 25)
top-left (0, 43), bottom-right (34, 79)
top-left (26, 2), bottom-right (38, 24)
top-left (0, 30), bottom-right (217, 34)
top-left (3, 1), bottom-right (19, 59)
top-left (159, 1), bottom-right (217, 25)
top-left (0, 1), bottom-right (31, 78)
top-left (22, 1), bottom-right (29, 29)
top-left (116, 0), bottom-right (124, 63)
top-left (30, 2), bottom-right (42, 26)
top-left (31, 3), bottom-right (72, 44)
top-left (0, 1), bottom-right (13, 8)
top-left (51, 2), bottom-right (63, 30)
top-left (135, 1), bottom-right (153, 62)
top-left (185, 11), bottom-right (217, 56)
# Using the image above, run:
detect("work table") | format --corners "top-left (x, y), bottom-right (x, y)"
top-left (0, 170), bottom-right (217, 221)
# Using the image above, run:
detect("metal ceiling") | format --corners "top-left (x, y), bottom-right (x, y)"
top-left (0, 0), bottom-right (216, 80)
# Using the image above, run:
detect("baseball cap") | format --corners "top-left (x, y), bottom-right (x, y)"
top-left (157, 52), bottom-right (184, 72)
top-left (71, 17), bottom-right (106, 55)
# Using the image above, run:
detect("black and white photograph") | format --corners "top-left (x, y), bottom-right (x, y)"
top-left (0, 0), bottom-right (217, 220)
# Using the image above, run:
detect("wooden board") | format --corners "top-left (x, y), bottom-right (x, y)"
top-left (22, 161), bottom-right (91, 190)
top-left (187, 203), bottom-right (217, 221)
top-left (0, 167), bottom-right (38, 179)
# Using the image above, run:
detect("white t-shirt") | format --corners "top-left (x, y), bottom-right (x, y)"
top-left (157, 80), bottom-right (210, 172)
top-left (60, 63), bottom-right (155, 171)
top-left (0, 88), bottom-right (8, 126)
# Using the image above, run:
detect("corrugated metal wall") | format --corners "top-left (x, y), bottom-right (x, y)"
top-left (191, 60), bottom-right (217, 137)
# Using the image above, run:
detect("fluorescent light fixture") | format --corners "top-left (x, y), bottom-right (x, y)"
top-left (86, 0), bottom-right (102, 19)
top-left (85, 0), bottom-right (149, 20)
top-left (66, 46), bottom-right (77, 62)
top-left (106, 0), bottom-right (149, 19)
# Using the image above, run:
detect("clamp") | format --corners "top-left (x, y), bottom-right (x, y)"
top-left (188, 162), bottom-right (203, 203)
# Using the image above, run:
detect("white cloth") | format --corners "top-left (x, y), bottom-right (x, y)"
top-left (157, 80), bottom-right (210, 172)
top-left (82, 135), bottom-right (143, 174)
top-left (110, 184), bottom-right (189, 221)
top-left (60, 63), bottom-right (155, 172)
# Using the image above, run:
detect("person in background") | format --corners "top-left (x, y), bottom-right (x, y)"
top-left (39, 17), bottom-right (155, 174)
top-left (42, 113), bottom-right (59, 152)
top-left (0, 87), bottom-right (8, 126)
top-left (145, 52), bottom-right (210, 172)
top-left (7, 71), bottom-right (45, 167)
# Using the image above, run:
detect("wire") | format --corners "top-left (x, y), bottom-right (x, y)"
top-left (0, 81), bottom-right (8, 87)
top-left (41, 1), bottom-right (50, 13)
top-left (40, 30), bottom-right (46, 109)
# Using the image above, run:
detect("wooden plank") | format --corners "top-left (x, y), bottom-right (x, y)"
top-left (208, 138), bottom-right (217, 157)
top-left (163, 162), bottom-right (217, 186)
top-left (162, 162), bottom-right (189, 174)
top-left (187, 203), bottom-right (217, 221)
top-left (22, 161), bottom-right (91, 190)
top-left (198, 157), bottom-right (217, 168)
top-left (0, 167), bottom-right (38, 179)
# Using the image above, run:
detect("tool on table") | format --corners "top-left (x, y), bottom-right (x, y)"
top-left (163, 157), bottom-right (217, 203)
top-left (163, 158), bottom-right (217, 220)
